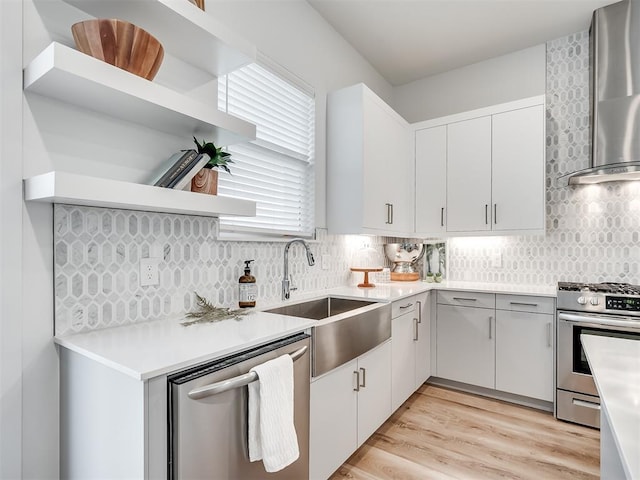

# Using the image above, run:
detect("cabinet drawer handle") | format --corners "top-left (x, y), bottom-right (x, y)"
top-left (413, 317), bottom-right (419, 341)
top-left (399, 302), bottom-right (414, 310)
top-left (547, 322), bottom-right (552, 347)
top-left (485, 204), bottom-right (488, 225)
top-left (440, 207), bottom-right (444, 227)
top-left (489, 316), bottom-right (493, 339)
top-left (452, 297), bottom-right (477, 302)
top-left (510, 302), bottom-right (539, 307)
top-left (494, 204), bottom-right (497, 224)
top-left (385, 203), bottom-right (392, 224)
top-left (353, 370), bottom-right (360, 392)
top-left (416, 300), bottom-right (422, 323)
top-left (390, 204), bottom-right (394, 224)
top-left (572, 398), bottom-right (600, 410)
top-left (359, 367), bottom-right (366, 388)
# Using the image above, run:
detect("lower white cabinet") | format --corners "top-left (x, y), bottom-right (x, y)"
top-left (495, 295), bottom-right (554, 402)
top-left (310, 340), bottom-right (391, 480)
top-left (391, 293), bottom-right (430, 411)
top-left (436, 303), bottom-right (495, 389)
top-left (435, 291), bottom-right (554, 402)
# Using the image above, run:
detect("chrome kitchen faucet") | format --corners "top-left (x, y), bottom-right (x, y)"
top-left (282, 238), bottom-right (315, 300)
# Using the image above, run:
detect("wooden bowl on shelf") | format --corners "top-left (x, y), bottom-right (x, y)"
top-left (71, 19), bottom-right (164, 81)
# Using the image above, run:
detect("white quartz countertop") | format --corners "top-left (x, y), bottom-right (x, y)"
top-left (581, 335), bottom-right (640, 480)
top-left (55, 280), bottom-right (555, 381)
top-left (55, 311), bottom-right (316, 381)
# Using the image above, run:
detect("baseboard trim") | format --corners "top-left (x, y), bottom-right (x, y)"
top-left (427, 377), bottom-right (554, 412)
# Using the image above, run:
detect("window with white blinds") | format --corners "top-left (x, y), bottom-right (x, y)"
top-left (217, 61), bottom-right (315, 237)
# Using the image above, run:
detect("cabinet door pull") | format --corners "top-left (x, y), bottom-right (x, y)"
top-left (353, 370), bottom-right (360, 392)
top-left (489, 316), bottom-right (493, 339)
top-left (385, 203), bottom-right (393, 224)
top-left (494, 204), bottom-right (497, 224)
top-left (440, 207), bottom-right (445, 227)
top-left (510, 301), bottom-right (539, 307)
top-left (453, 297), bottom-right (477, 302)
top-left (413, 317), bottom-right (419, 341)
top-left (547, 322), bottom-right (552, 347)
top-left (359, 367), bottom-right (366, 388)
top-left (416, 300), bottom-right (422, 323)
top-left (485, 204), bottom-right (488, 225)
top-left (399, 302), bottom-right (414, 310)
top-left (390, 203), bottom-right (394, 224)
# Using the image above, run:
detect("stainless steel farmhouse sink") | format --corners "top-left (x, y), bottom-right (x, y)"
top-left (265, 296), bottom-right (391, 377)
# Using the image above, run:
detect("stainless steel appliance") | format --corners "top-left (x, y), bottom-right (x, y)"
top-left (168, 333), bottom-right (310, 479)
top-left (563, 0), bottom-right (640, 185)
top-left (556, 282), bottom-right (640, 428)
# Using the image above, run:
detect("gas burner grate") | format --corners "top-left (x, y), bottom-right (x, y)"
top-left (558, 281), bottom-right (640, 295)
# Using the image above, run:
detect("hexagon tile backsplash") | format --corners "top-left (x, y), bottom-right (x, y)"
top-left (53, 204), bottom-right (391, 335)
top-left (448, 31), bottom-right (640, 286)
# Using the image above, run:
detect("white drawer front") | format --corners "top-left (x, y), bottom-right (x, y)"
top-left (437, 290), bottom-right (495, 309)
top-left (496, 294), bottom-right (555, 314)
top-left (392, 296), bottom-right (418, 318)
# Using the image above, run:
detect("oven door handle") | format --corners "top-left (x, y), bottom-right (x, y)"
top-left (558, 312), bottom-right (640, 330)
top-left (187, 345), bottom-right (308, 400)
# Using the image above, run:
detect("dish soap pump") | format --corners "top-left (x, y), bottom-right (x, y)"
top-left (238, 260), bottom-right (257, 308)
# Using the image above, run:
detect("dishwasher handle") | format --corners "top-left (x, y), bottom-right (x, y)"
top-left (188, 345), bottom-right (308, 400)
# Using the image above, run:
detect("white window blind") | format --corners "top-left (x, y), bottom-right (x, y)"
top-left (218, 61), bottom-right (315, 237)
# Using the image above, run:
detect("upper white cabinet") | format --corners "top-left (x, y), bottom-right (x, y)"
top-left (415, 126), bottom-right (447, 234)
top-left (413, 96), bottom-right (545, 236)
top-left (491, 105), bottom-right (545, 232)
top-left (23, 0), bottom-right (258, 218)
top-left (447, 116), bottom-right (492, 232)
top-left (327, 83), bottom-right (413, 235)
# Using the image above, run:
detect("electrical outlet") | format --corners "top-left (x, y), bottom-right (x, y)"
top-left (140, 258), bottom-right (159, 286)
top-left (321, 254), bottom-right (331, 270)
top-left (491, 253), bottom-right (503, 268)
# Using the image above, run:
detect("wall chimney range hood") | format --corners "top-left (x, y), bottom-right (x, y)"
top-left (563, 0), bottom-right (640, 186)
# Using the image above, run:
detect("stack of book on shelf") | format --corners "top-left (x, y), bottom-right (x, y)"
top-left (150, 150), bottom-right (210, 190)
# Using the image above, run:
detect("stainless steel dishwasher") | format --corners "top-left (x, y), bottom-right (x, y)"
top-left (168, 333), bottom-right (310, 480)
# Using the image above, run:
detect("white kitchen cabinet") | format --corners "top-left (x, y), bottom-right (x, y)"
top-left (310, 340), bottom-right (391, 480)
top-left (309, 359), bottom-right (358, 480)
top-left (436, 292), bottom-right (496, 389)
top-left (413, 96), bottom-right (545, 236)
top-left (446, 116), bottom-right (493, 233)
top-left (327, 83), bottom-right (413, 235)
top-left (495, 295), bottom-right (554, 401)
top-left (391, 293), bottom-right (430, 411)
top-left (491, 105), bottom-right (545, 232)
top-left (356, 340), bottom-right (392, 445)
top-left (415, 126), bottom-right (447, 235)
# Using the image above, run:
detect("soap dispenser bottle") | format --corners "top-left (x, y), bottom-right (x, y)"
top-left (238, 260), bottom-right (257, 308)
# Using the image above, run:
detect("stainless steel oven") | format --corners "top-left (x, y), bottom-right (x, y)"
top-left (556, 282), bottom-right (640, 428)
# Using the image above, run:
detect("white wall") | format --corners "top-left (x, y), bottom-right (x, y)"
top-left (209, 0), bottom-right (394, 227)
top-left (393, 44), bottom-right (547, 122)
top-left (0, 1), bottom-right (24, 478)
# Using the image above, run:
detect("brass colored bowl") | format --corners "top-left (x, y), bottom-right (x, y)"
top-left (71, 19), bottom-right (164, 81)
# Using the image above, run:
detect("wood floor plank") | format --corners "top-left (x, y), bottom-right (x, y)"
top-left (330, 385), bottom-right (599, 480)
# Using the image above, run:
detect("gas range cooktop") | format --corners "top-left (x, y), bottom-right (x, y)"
top-left (558, 282), bottom-right (640, 295)
top-left (557, 282), bottom-right (640, 315)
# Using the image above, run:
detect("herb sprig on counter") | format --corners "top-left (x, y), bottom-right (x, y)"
top-left (181, 292), bottom-right (249, 326)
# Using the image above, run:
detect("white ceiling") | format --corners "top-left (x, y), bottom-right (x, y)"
top-left (307, 0), bottom-right (618, 86)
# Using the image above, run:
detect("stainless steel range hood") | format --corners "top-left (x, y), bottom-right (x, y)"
top-left (564, 0), bottom-right (640, 186)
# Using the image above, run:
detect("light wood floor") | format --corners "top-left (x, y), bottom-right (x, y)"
top-left (331, 384), bottom-right (600, 480)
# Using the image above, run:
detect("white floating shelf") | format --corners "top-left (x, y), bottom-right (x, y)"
top-left (24, 43), bottom-right (256, 145)
top-left (61, 0), bottom-right (256, 76)
top-left (24, 171), bottom-right (256, 218)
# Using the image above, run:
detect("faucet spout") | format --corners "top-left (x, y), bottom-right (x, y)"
top-left (282, 238), bottom-right (315, 300)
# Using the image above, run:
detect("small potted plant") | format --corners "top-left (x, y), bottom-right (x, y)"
top-left (190, 137), bottom-right (233, 195)
top-left (425, 271), bottom-right (434, 283)
top-left (434, 271), bottom-right (443, 283)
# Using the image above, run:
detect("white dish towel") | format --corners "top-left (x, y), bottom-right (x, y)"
top-left (248, 353), bottom-right (299, 473)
